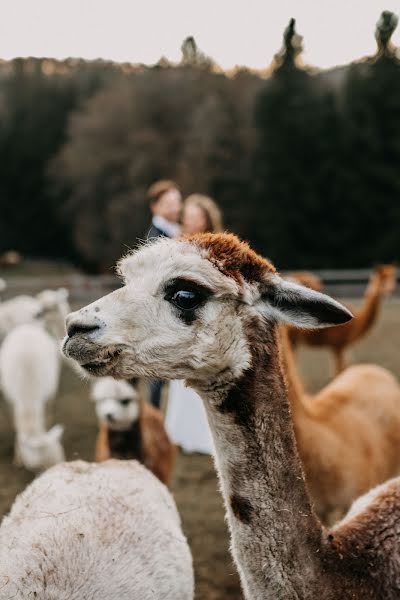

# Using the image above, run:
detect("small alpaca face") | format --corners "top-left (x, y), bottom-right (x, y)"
top-left (17, 425), bottom-right (65, 472)
top-left (63, 235), bottom-right (352, 386)
top-left (91, 377), bottom-right (139, 431)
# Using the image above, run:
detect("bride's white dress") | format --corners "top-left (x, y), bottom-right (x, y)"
top-left (165, 380), bottom-right (214, 454)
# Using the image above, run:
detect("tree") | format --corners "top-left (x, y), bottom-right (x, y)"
top-left (252, 19), bottom-right (340, 267)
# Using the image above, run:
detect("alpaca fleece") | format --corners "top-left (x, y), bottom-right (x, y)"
top-left (0, 460), bottom-right (193, 599)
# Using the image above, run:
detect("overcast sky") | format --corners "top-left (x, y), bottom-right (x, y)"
top-left (0, 1), bottom-right (399, 70)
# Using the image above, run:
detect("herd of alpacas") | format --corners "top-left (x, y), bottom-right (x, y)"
top-left (0, 234), bottom-right (399, 599)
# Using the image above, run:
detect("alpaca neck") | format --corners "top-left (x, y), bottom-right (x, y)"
top-left (193, 317), bottom-right (323, 600)
top-left (354, 275), bottom-right (384, 337)
top-left (13, 403), bottom-right (46, 436)
top-left (279, 326), bottom-right (315, 446)
top-left (280, 326), bottom-right (306, 406)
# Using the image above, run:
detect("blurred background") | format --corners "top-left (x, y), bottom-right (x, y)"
top-left (0, 3), bottom-right (400, 599)
top-left (0, 1), bottom-right (399, 274)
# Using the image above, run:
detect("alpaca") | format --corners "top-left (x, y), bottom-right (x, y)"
top-left (0, 294), bottom-right (42, 341)
top-left (0, 322), bottom-right (65, 471)
top-left (0, 278), bottom-right (6, 296)
top-left (0, 460), bottom-right (194, 599)
top-left (0, 287), bottom-right (70, 342)
top-left (64, 233), bottom-right (400, 600)
top-left (36, 287), bottom-right (70, 339)
top-left (284, 270), bottom-right (322, 291)
top-left (281, 326), bottom-right (400, 523)
top-left (289, 265), bottom-right (397, 374)
top-left (91, 377), bottom-right (176, 485)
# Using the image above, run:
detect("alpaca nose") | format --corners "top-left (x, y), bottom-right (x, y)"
top-left (106, 413), bottom-right (115, 423)
top-left (66, 317), bottom-right (100, 338)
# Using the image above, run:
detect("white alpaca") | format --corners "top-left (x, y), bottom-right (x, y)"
top-left (0, 287), bottom-right (70, 342)
top-left (0, 288), bottom-right (70, 470)
top-left (0, 294), bottom-right (42, 341)
top-left (36, 287), bottom-right (70, 339)
top-left (91, 377), bottom-right (176, 485)
top-left (0, 460), bottom-right (194, 599)
top-left (91, 377), bottom-right (140, 431)
top-left (0, 322), bottom-right (65, 470)
top-left (0, 278), bottom-right (6, 296)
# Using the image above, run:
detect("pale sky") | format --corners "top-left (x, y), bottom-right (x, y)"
top-left (0, 0), bottom-right (399, 70)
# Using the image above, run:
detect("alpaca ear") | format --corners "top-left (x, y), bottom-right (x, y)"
top-left (46, 424), bottom-right (64, 443)
top-left (57, 287), bottom-right (69, 301)
top-left (260, 276), bottom-right (352, 329)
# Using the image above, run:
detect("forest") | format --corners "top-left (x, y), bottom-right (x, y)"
top-left (0, 13), bottom-right (399, 271)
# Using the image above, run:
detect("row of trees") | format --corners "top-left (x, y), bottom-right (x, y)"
top-left (0, 13), bottom-right (399, 270)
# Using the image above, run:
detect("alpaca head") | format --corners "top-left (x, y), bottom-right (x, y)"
top-left (91, 377), bottom-right (140, 431)
top-left (37, 288), bottom-right (71, 339)
top-left (63, 234), bottom-right (351, 387)
top-left (17, 425), bottom-right (65, 472)
top-left (373, 264), bottom-right (397, 295)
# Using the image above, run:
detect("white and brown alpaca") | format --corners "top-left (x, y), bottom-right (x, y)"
top-left (91, 377), bottom-right (176, 485)
top-left (64, 233), bottom-right (400, 600)
top-left (289, 265), bottom-right (397, 374)
top-left (281, 326), bottom-right (400, 524)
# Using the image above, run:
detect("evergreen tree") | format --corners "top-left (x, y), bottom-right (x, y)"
top-left (340, 11), bottom-right (400, 265)
top-left (252, 19), bottom-right (339, 267)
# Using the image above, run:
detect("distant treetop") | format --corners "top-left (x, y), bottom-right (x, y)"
top-left (180, 36), bottom-right (212, 67)
top-left (274, 18), bottom-right (304, 70)
top-left (375, 11), bottom-right (399, 57)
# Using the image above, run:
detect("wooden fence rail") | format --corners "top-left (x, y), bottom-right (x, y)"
top-left (1, 269), bottom-right (399, 304)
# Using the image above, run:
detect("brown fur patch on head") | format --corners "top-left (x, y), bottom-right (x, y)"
top-left (186, 232), bottom-right (275, 285)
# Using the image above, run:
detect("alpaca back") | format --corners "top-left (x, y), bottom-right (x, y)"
top-left (0, 460), bottom-right (194, 600)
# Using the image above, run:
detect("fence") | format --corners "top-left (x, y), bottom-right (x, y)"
top-left (1, 269), bottom-right (399, 305)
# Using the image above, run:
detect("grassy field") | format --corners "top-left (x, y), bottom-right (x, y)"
top-left (0, 299), bottom-right (398, 600)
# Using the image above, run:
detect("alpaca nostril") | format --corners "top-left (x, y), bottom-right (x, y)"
top-left (106, 413), bottom-right (115, 423)
top-left (67, 321), bottom-right (100, 338)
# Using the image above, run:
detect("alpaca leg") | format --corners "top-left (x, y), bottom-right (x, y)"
top-left (13, 443), bottom-right (23, 467)
top-left (334, 349), bottom-right (348, 375)
top-left (95, 424), bottom-right (111, 462)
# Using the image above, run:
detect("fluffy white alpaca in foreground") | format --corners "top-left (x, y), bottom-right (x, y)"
top-left (0, 460), bottom-right (194, 599)
top-left (0, 322), bottom-right (65, 470)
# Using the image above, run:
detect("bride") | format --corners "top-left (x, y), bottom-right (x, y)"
top-left (165, 194), bottom-right (222, 454)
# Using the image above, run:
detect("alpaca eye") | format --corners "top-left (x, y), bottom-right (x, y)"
top-left (164, 278), bottom-right (213, 323)
top-left (171, 290), bottom-right (202, 311)
top-left (119, 398), bottom-right (131, 406)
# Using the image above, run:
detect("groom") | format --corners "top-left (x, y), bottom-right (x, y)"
top-left (147, 179), bottom-right (182, 241)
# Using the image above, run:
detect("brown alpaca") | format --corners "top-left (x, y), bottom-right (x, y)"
top-left (65, 233), bottom-right (400, 600)
top-left (289, 265), bottom-right (397, 374)
top-left (281, 326), bottom-right (400, 523)
top-left (92, 377), bottom-right (176, 485)
top-left (285, 270), bottom-right (323, 291)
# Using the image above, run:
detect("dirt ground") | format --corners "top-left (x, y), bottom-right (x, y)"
top-left (0, 300), bottom-right (399, 600)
